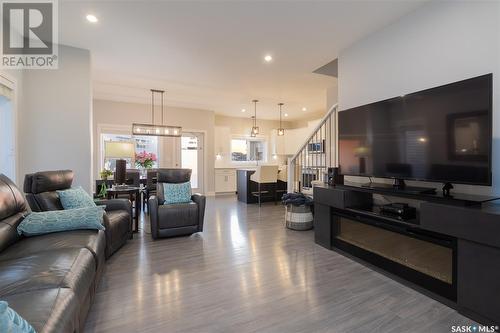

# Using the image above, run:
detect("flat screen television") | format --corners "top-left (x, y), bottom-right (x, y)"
top-left (338, 73), bottom-right (492, 186)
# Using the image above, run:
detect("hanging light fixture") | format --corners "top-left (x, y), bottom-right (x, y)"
top-left (251, 99), bottom-right (259, 136)
top-left (277, 103), bottom-right (285, 136)
top-left (132, 89), bottom-right (182, 137)
top-left (250, 116), bottom-right (257, 137)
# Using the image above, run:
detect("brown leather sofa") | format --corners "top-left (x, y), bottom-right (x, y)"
top-left (0, 173), bottom-right (105, 332)
top-left (23, 170), bottom-right (132, 258)
top-left (149, 168), bottom-right (206, 239)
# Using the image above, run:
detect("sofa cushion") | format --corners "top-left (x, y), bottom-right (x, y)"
top-left (0, 300), bottom-right (36, 333)
top-left (3, 288), bottom-right (77, 333)
top-left (0, 230), bottom-right (105, 269)
top-left (33, 192), bottom-right (64, 212)
top-left (28, 171), bottom-right (73, 194)
top-left (0, 248), bottom-right (96, 304)
top-left (163, 181), bottom-right (192, 204)
top-left (158, 202), bottom-right (198, 228)
top-left (57, 186), bottom-right (96, 210)
top-left (18, 207), bottom-right (105, 237)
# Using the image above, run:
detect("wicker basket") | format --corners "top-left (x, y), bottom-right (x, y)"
top-left (285, 204), bottom-right (313, 230)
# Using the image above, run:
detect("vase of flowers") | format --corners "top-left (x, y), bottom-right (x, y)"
top-left (135, 151), bottom-right (157, 177)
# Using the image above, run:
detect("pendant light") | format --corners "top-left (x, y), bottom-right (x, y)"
top-left (277, 103), bottom-right (285, 136)
top-left (251, 99), bottom-right (259, 136)
top-left (250, 116), bottom-right (257, 137)
top-left (132, 89), bottom-right (182, 137)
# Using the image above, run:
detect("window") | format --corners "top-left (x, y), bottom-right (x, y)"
top-left (231, 138), bottom-right (266, 162)
top-left (101, 133), bottom-right (159, 171)
top-left (0, 82), bottom-right (15, 181)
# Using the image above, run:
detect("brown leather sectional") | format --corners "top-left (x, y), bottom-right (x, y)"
top-left (24, 170), bottom-right (132, 258)
top-left (0, 172), bottom-right (131, 332)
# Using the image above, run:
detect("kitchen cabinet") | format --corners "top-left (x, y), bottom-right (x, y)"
top-left (215, 168), bottom-right (236, 193)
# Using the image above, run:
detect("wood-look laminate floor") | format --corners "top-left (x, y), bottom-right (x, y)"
top-left (84, 195), bottom-right (473, 333)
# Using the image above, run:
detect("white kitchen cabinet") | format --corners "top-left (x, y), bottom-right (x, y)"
top-left (215, 168), bottom-right (236, 193)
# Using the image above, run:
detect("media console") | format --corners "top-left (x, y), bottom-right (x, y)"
top-left (314, 183), bottom-right (500, 326)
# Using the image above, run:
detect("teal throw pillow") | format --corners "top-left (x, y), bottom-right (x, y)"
top-left (18, 206), bottom-right (105, 237)
top-left (163, 181), bottom-right (192, 204)
top-left (0, 301), bottom-right (36, 333)
top-left (57, 186), bottom-right (96, 210)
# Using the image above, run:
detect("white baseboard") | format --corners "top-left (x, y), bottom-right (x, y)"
top-left (206, 191), bottom-right (216, 196)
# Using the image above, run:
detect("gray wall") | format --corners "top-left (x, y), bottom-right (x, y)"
top-left (18, 45), bottom-right (93, 191)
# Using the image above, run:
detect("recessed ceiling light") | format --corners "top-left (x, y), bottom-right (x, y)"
top-left (302, 107), bottom-right (307, 111)
top-left (86, 14), bottom-right (98, 23)
top-left (284, 113), bottom-right (288, 117)
top-left (264, 55), bottom-right (273, 62)
top-left (241, 109), bottom-right (246, 112)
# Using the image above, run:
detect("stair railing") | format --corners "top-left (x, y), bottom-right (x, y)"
top-left (287, 104), bottom-right (338, 193)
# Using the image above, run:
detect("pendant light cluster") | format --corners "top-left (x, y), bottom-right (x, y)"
top-left (251, 99), bottom-right (259, 137)
top-left (132, 89), bottom-right (182, 137)
top-left (248, 99), bottom-right (286, 137)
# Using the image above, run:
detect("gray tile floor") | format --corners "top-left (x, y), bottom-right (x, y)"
top-left (84, 195), bottom-right (474, 333)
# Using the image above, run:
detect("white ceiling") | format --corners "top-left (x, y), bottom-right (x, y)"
top-left (59, 0), bottom-right (428, 120)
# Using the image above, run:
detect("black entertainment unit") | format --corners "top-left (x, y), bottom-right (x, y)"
top-left (324, 74), bottom-right (499, 325)
top-left (314, 183), bottom-right (500, 326)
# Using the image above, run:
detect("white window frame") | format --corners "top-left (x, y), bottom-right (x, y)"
top-left (230, 135), bottom-right (268, 164)
top-left (96, 123), bottom-right (160, 172)
top-left (0, 72), bottom-right (17, 183)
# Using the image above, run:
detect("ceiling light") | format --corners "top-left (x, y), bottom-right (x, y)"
top-left (132, 89), bottom-right (182, 137)
top-left (86, 14), bottom-right (98, 23)
top-left (284, 113), bottom-right (288, 117)
top-left (264, 55), bottom-right (273, 62)
top-left (241, 109), bottom-right (246, 112)
top-left (302, 107), bottom-right (307, 111)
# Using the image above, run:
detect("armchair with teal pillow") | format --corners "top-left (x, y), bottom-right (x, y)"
top-left (148, 168), bottom-right (206, 239)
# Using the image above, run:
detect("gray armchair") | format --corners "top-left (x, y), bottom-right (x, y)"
top-left (149, 168), bottom-right (206, 239)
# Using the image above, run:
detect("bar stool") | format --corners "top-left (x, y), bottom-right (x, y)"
top-left (250, 165), bottom-right (278, 206)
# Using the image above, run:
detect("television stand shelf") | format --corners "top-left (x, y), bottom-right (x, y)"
top-left (343, 205), bottom-right (420, 227)
top-left (313, 183), bottom-right (500, 326)
top-left (336, 182), bottom-right (500, 207)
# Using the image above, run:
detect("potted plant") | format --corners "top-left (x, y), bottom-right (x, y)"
top-left (97, 169), bottom-right (113, 199)
top-left (100, 169), bottom-right (113, 180)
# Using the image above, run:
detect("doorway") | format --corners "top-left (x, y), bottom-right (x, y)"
top-left (181, 132), bottom-right (204, 193)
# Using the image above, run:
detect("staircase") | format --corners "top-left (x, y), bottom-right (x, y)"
top-left (287, 104), bottom-right (338, 194)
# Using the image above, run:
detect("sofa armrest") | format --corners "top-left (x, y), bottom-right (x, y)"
top-left (95, 198), bottom-right (132, 215)
top-left (191, 193), bottom-right (206, 232)
top-left (149, 195), bottom-right (160, 239)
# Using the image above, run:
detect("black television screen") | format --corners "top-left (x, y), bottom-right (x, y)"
top-left (338, 74), bottom-right (492, 186)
